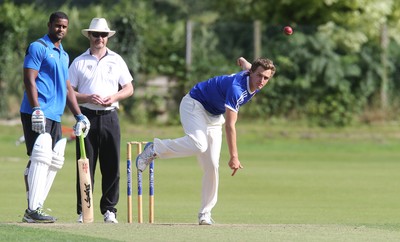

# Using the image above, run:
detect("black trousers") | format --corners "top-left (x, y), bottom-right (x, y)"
top-left (76, 108), bottom-right (120, 215)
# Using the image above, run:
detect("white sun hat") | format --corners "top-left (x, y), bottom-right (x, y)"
top-left (81, 18), bottom-right (116, 38)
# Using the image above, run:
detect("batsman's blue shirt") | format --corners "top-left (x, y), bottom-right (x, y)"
top-left (20, 35), bottom-right (69, 122)
top-left (189, 71), bottom-right (258, 115)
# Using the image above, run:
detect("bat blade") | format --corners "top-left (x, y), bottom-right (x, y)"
top-left (78, 135), bottom-right (94, 223)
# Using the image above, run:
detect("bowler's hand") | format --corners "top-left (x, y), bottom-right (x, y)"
top-left (228, 157), bottom-right (243, 176)
top-left (31, 107), bottom-right (46, 134)
top-left (236, 57), bottom-right (251, 71)
top-left (73, 114), bottom-right (90, 137)
top-left (236, 57), bottom-right (245, 67)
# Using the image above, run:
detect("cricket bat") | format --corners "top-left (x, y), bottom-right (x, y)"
top-left (78, 134), bottom-right (94, 223)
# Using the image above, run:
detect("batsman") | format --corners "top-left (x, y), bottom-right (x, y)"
top-left (20, 11), bottom-right (90, 223)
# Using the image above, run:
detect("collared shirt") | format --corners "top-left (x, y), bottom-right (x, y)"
top-left (20, 34), bottom-right (69, 122)
top-left (69, 48), bottom-right (133, 110)
top-left (189, 71), bottom-right (258, 115)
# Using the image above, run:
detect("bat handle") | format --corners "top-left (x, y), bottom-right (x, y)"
top-left (79, 135), bottom-right (86, 158)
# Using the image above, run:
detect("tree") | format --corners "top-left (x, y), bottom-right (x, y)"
top-left (0, 3), bottom-right (40, 117)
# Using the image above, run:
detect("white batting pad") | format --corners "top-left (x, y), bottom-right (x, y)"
top-left (28, 133), bottom-right (52, 210)
top-left (40, 138), bottom-right (67, 207)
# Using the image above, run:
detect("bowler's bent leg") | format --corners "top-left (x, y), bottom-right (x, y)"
top-left (154, 94), bottom-right (209, 159)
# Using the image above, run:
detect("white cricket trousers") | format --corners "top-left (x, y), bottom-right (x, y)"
top-left (153, 94), bottom-right (225, 215)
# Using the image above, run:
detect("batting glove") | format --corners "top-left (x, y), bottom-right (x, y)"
top-left (31, 107), bottom-right (46, 134)
top-left (73, 114), bottom-right (90, 137)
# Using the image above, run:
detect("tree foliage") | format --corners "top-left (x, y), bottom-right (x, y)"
top-left (1, 0), bottom-right (400, 126)
top-left (0, 2), bottom-right (41, 116)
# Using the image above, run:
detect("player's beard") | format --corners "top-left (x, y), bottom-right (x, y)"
top-left (55, 32), bottom-right (65, 40)
top-left (49, 32), bottom-right (65, 42)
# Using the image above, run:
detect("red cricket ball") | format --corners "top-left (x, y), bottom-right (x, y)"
top-left (284, 26), bottom-right (293, 35)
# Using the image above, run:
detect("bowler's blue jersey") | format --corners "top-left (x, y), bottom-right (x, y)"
top-left (189, 71), bottom-right (258, 115)
top-left (20, 35), bottom-right (69, 122)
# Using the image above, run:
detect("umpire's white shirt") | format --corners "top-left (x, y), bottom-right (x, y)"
top-left (69, 48), bottom-right (133, 110)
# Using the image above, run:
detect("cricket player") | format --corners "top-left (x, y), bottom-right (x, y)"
top-left (20, 11), bottom-right (90, 223)
top-left (136, 57), bottom-right (276, 225)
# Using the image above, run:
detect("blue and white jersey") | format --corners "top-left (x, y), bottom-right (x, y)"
top-left (189, 71), bottom-right (258, 115)
top-left (20, 34), bottom-right (69, 122)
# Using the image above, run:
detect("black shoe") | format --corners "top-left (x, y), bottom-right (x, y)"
top-left (22, 208), bottom-right (56, 223)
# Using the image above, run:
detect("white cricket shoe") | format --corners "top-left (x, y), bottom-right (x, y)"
top-left (104, 210), bottom-right (118, 223)
top-left (136, 142), bottom-right (157, 172)
top-left (77, 214), bottom-right (83, 223)
top-left (198, 213), bottom-right (213, 225)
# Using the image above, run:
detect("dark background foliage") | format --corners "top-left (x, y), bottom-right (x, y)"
top-left (1, 0), bottom-right (400, 126)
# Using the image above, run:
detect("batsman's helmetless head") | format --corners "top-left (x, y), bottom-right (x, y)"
top-left (48, 11), bottom-right (69, 24)
top-left (47, 12), bottom-right (69, 42)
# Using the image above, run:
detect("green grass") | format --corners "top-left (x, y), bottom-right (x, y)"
top-left (1, 118), bottom-right (400, 241)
